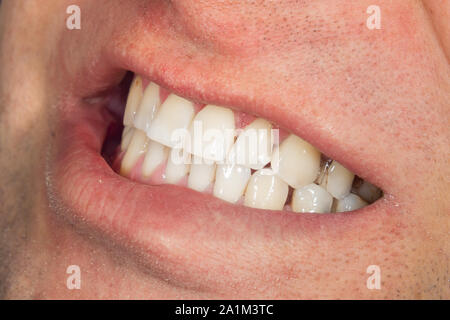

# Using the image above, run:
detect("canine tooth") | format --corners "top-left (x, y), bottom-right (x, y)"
top-left (164, 147), bottom-right (191, 184)
top-left (120, 129), bottom-right (149, 175)
top-left (134, 82), bottom-right (160, 132)
top-left (213, 164), bottom-right (251, 203)
top-left (228, 118), bottom-right (273, 169)
top-left (142, 140), bottom-right (169, 177)
top-left (147, 94), bottom-right (195, 148)
top-left (291, 183), bottom-right (333, 213)
top-left (244, 169), bottom-right (288, 210)
top-left (271, 134), bottom-right (320, 188)
top-left (355, 180), bottom-right (382, 203)
top-left (187, 158), bottom-right (216, 192)
top-left (123, 75), bottom-right (143, 126)
top-left (121, 126), bottom-right (134, 151)
top-left (326, 161), bottom-right (354, 199)
top-left (188, 105), bottom-right (235, 162)
top-left (335, 193), bottom-right (368, 212)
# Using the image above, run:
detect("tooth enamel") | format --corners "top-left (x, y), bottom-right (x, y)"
top-left (213, 164), bottom-right (251, 203)
top-left (326, 160), bottom-right (354, 200)
top-left (164, 147), bottom-right (191, 184)
top-left (121, 126), bottom-right (134, 151)
top-left (271, 134), bottom-right (320, 189)
top-left (142, 140), bottom-right (169, 177)
top-left (188, 105), bottom-right (235, 162)
top-left (244, 169), bottom-right (288, 210)
top-left (228, 118), bottom-right (273, 169)
top-left (120, 129), bottom-right (149, 175)
top-left (291, 183), bottom-right (333, 213)
top-left (355, 180), bottom-right (382, 203)
top-left (335, 193), bottom-right (368, 212)
top-left (147, 94), bottom-right (195, 148)
top-left (133, 82), bottom-right (161, 132)
top-left (123, 75), bottom-right (143, 126)
top-left (187, 157), bottom-right (216, 192)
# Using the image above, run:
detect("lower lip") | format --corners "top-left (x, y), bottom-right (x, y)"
top-left (49, 99), bottom-right (388, 283)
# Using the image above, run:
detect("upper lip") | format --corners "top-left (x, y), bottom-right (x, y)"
top-left (49, 13), bottom-right (397, 294)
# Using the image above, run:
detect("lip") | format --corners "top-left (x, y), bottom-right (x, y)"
top-left (48, 6), bottom-right (400, 293)
top-left (49, 96), bottom-right (394, 290)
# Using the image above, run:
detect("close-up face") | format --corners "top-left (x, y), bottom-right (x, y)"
top-left (0, 0), bottom-right (448, 300)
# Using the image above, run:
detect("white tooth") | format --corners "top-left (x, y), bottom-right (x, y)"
top-left (244, 169), bottom-right (288, 210)
top-left (271, 134), bottom-right (320, 189)
top-left (213, 164), bottom-right (251, 203)
top-left (335, 193), bottom-right (368, 212)
top-left (121, 126), bottom-right (134, 151)
top-left (142, 140), bottom-right (169, 177)
top-left (120, 129), bottom-right (149, 175)
top-left (228, 118), bottom-right (273, 169)
top-left (147, 94), bottom-right (195, 148)
top-left (133, 82), bottom-right (160, 132)
top-left (326, 160), bottom-right (354, 199)
top-left (188, 105), bottom-right (235, 162)
top-left (355, 180), bottom-right (382, 203)
top-left (187, 157), bottom-right (216, 192)
top-left (164, 147), bottom-right (191, 184)
top-left (123, 75), bottom-right (143, 126)
top-left (291, 183), bottom-right (333, 213)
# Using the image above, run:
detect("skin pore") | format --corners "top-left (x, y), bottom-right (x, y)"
top-left (0, 0), bottom-right (449, 299)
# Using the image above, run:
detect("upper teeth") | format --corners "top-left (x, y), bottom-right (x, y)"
top-left (119, 75), bottom-right (382, 212)
top-left (188, 105), bottom-right (236, 162)
top-left (147, 94), bottom-right (195, 148)
top-left (123, 75), bottom-right (143, 127)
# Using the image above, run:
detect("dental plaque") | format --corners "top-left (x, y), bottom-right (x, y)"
top-left (112, 74), bottom-right (382, 213)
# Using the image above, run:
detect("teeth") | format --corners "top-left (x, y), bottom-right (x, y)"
top-left (213, 164), bottom-right (251, 203)
top-left (228, 118), bottom-right (273, 169)
top-left (123, 75), bottom-right (143, 126)
top-left (291, 183), bottom-right (333, 213)
top-left (355, 180), bottom-right (382, 203)
top-left (326, 160), bottom-right (354, 199)
top-left (121, 126), bottom-right (134, 151)
top-left (147, 94), bottom-right (195, 148)
top-left (141, 140), bottom-right (169, 177)
top-left (244, 169), bottom-right (289, 210)
top-left (120, 129), bottom-right (149, 175)
top-left (133, 82), bottom-right (161, 132)
top-left (271, 134), bottom-right (320, 189)
top-left (164, 147), bottom-right (191, 184)
top-left (119, 77), bottom-right (379, 213)
top-left (335, 193), bottom-right (368, 212)
top-left (187, 157), bottom-right (216, 192)
top-left (188, 105), bottom-right (235, 162)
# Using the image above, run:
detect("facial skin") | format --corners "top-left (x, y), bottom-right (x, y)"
top-left (0, 0), bottom-right (448, 299)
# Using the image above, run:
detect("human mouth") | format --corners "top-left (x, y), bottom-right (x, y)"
top-left (110, 74), bottom-right (382, 214)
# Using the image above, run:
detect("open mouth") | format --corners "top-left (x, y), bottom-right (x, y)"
top-left (46, 21), bottom-right (398, 292)
top-left (109, 74), bottom-right (382, 213)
